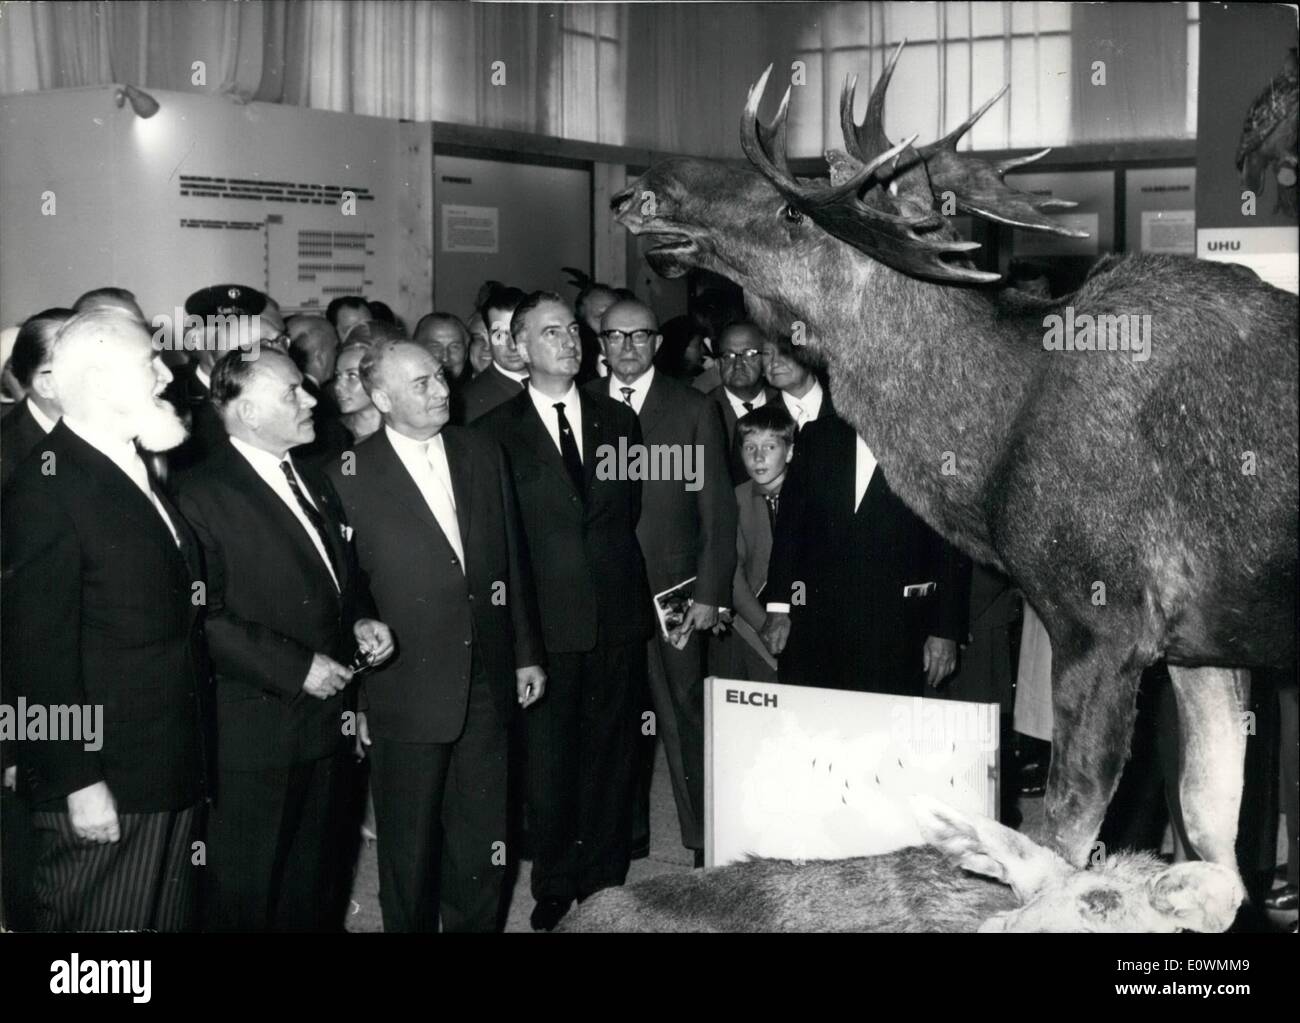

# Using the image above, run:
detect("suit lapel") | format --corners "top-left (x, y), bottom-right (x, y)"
top-left (442, 428), bottom-right (474, 551)
top-left (637, 375), bottom-right (669, 439)
top-left (513, 393), bottom-right (582, 500)
top-left (369, 430), bottom-right (442, 537)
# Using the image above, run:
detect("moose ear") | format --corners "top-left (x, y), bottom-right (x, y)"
top-left (1147, 862), bottom-right (1244, 933)
top-left (911, 795), bottom-right (1070, 901)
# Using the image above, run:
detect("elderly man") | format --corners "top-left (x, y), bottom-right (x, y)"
top-left (287, 314), bottom-right (351, 468)
top-left (475, 292), bottom-right (652, 930)
top-left (706, 321), bottom-right (782, 483)
top-left (175, 348), bottom-right (393, 932)
top-left (327, 340), bottom-right (545, 932)
top-left (762, 334), bottom-right (830, 429)
top-left (2, 310), bottom-right (206, 931)
top-left (414, 312), bottom-right (471, 422)
top-left (460, 285), bottom-right (529, 424)
top-left (584, 298), bottom-right (735, 867)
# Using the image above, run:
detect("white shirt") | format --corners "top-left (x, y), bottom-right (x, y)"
top-left (195, 366), bottom-right (212, 391)
top-left (723, 387), bottom-right (767, 421)
top-left (781, 379), bottom-right (824, 427)
top-left (764, 431), bottom-right (878, 615)
top-left (528, 381), bottom-right (584, 461)
top-left (607, 366), bottom-right (654, 414)
top-left (384, 425), bottom-right (465, 571)
top-left (26, 397), bottom-right (58, 434)
top-left (62, 417), bottom-right (180, 547)
top-left (229, 435), bottom-right (340, 590)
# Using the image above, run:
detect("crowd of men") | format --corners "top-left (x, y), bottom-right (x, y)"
top-left (0, 276), bottom-right (1019, 934)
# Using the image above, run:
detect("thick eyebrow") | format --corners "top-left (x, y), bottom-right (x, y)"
top-left (411, 373), bottom-right (431, 386)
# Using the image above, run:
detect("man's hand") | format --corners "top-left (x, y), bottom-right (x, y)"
top-left (353, 619), bottom-right (395, 666)
top-left (923, 636), bottom-right (959, 687)
top-left (760, 612), bottom-right (791, 657)
top-left (303, 653), bottom-right (354, 700)
top-left (710, 607), bottom-right (734, 636)
top-left (354, 711), bottom-right (371, 760)
top-left (67, 781), bottom-right (119, 844)
top-left (516, 665), bottom-right (546, 709)
top-left (670, 602), bottom-right (718, 649)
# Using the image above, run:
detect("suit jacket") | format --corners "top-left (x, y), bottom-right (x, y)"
top-left (706, 384), bottom-right (783, 484)
top-left (326, 426), bottom-right (545, 743)
top-left (766, 413), bottom-right (971, 696)
top-left (1, 421), bottom-right (207, 811)
top-left (584, 373), bottom-right (736, 606)
top-left (0, 400), bottom-right (49, 492)
top-left (733, 478), bottom-right (775, 631)
top-left (475, 389), bottom-right (653, 653)
top-left (460, 364), bottom-right (527, 425)
top-left (175, 439), bottom-right (375, 771)
top-left (163, 366), bottom-right (226, 477)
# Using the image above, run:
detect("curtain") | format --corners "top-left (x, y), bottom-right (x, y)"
top-left (0, 1), bottom-right (1199, 156)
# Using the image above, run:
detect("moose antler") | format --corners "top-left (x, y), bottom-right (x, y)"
top-left (742, 64), bottom-right (999, 284)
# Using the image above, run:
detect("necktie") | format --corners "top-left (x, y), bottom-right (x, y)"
top-left (553, 402), bottom-right (585, 493)
top-left (422, 440), bottom-right (466, 571)
top-left (279, 459), bottom-right (342, 588)
top-left (742, 401), bottom-right (754, 413)
top-left (793, 402), bottom-right (809, 428)
top-left (763, 492), bottom-right (780, 532)
top-left (620, 386), bottom-right (635, 407)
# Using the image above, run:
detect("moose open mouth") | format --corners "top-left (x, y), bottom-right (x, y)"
top-left (644, 232), bottom-right (695, 256)
top-left (642, 233), bottom-right (698, 278)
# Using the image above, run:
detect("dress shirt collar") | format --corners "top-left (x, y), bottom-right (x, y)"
top-left (229, 434), bottom-right (296, 478)
top-left (608, 366), bottom-right (654, 412)
top-left (494, 363), bottom-right (529, 386)
top-left (195, 366), bottom-right (211, 391)
top-left (782, 378), bottom-right (824, 423)
top-left (723, 386), bottom-right (766, 419)
top-left (62, 416), bottom-right (145, 485)
top-left (384, 424), bottom-right (447, 465)
top-left (528, 380), bottom-right (581, 420)
top-left (26, 397), bottom-right (59, 434)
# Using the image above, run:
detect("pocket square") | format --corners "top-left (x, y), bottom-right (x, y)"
top-left (340, 524), bottom-right (354, 542)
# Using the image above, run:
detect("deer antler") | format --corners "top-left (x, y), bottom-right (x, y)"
top-left (742, 64), bottom-right (999, 284)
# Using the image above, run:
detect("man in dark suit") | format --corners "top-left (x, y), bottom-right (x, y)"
top-left (0, 308), bottom-right (71, 491)
top-left (706, 320), bottom-right (782, 484)
top-left (761, 413), bottom-right (970, 696)
top-left (327, 340), bottom-right (546, 932)
top-left (459, 285), bottom-right (529, 424)
top-left (584, 299), bottom-right (735, 865)
top-left (287, 314), bottom-right (352, 469)
top-left (175, 348), bottom-right (394, 932)
top-left (476, 292), bottom-right (653, 930)
top-left (2, 310), bottom-right (206, 931)
top-left (762, 334), bottom-right (831, 429)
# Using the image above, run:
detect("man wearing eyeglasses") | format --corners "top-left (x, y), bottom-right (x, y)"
top-left (586, 299), bottom-right (736, 869)
top-left (475, 292), bottom-right (653, 930)
top-left (460, 284), bottom-right (530, 424)
top-left (706, 321), bottom-right (783, 484)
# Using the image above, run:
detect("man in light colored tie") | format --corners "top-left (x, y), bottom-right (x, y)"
top-left (327, 340), bottom-right (546, 932)
top-left (761, 334), bottom-right (827, 429)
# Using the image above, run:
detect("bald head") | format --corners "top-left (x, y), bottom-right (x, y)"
top-left (360, 340), bottom-right (450, 440)
top-left (51, 310), bottom-right (185, 450)
top-left (287, 315), bottom-right (340, 384)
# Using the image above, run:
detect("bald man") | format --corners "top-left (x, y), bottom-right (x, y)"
top-left (326, 341), bottom-right (544, 931)
top-left (584, 298), bottom-right (735, 865)
top-left (287, 314), bottom-right (351, 469)
top-left (705, 321), bottom-right (782, 483)
top-left (2, 310), bottom-right (207, 930)
top-left (175, 348), bottom-right (393, 931)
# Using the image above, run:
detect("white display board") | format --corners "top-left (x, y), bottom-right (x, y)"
top-left (0, 86), bottom-right (416, 326)
top-left (705, 677), bottom-right (998, 867)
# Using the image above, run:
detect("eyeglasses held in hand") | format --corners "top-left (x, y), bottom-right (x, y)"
top-left (349, 646), bottom-right (379, 676)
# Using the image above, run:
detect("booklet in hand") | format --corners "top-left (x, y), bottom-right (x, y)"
top-left (653, 576), bottom-right (697, 643)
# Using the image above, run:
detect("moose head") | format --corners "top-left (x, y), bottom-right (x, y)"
top-left (612, 41), bottom-right (1085, 322)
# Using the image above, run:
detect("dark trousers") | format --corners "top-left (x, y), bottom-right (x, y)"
top-left (202, 754), bottom-right (345, 932)
top-left (2, 784), bottom-right (38, 930)
top-left (1279, 681), bottom-right (1298, 887)
top-left (31, 803), bottom-right (198, 932)
top-left (528, 638), bottom-right (644, 901)
top-left (369, 667), bottom-right (508, 933)
top-left (644, 631), bottom-right (706, 849)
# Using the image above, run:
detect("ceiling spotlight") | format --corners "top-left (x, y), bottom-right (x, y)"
top-left (114, 84), bottom-right (160, 119)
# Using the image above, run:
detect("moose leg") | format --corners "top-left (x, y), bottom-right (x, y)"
top-left (1042, 638), bottom-right (1143, 868)
top-left (1166, 665), bottom-right (1249, 930)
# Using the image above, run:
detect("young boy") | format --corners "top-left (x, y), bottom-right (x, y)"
top-left (718, 404), bottom-right (796, 682)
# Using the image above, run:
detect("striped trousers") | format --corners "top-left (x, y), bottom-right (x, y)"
top-left (30, 804), bottom-right (199, 932)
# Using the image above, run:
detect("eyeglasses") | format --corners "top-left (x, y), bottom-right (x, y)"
top-left (719, 349), bottom-right (762, 362)
top-left (600, 329), bottom-right (656, 347)
top-left (349, 645), bottom-right (379, 677)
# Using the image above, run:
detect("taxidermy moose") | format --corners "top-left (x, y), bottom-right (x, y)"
top-left (612, 45), bottom-right (1298, 931)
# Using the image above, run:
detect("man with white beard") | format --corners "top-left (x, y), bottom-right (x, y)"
top-left (1, 310), bottom-right (208, 931)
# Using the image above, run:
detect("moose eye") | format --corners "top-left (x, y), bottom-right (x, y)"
top-left (782, 204), bottom-right (804, 225)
